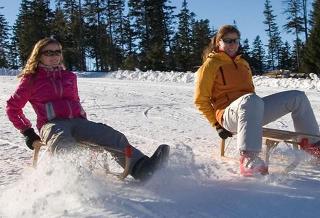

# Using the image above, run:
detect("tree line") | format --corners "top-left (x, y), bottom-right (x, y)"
top-left (0, 0), bottom-right (319, 75)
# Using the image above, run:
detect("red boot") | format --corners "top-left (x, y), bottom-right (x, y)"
top-left (300, 138), bottom-right (320, 158)
top-left (240, 151), bottom-right (269, 177)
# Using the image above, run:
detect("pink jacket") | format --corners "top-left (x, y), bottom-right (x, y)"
top-left (6, 67), bottom-right (87, 132)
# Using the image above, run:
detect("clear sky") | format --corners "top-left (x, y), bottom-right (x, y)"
top-left (0, 0), bottom-right (313, 45)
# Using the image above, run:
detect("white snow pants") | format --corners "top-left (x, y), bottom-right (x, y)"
top-left (222, 90), bottom-right (320, 152)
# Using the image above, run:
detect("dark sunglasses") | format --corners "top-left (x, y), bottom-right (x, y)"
top-left (41, 49), bottom-right (62, 57)
top-left (221, 38), bottom-right (240, 44)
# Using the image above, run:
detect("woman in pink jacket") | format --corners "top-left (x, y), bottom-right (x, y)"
top-left (6, 37), bottom-right (169, 181)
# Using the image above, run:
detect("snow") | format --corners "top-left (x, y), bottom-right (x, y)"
top-left (1, 69), bottom-right (320, 217)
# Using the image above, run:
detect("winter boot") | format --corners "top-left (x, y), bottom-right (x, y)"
top-left (300, 138), bottom-right (320, 158)
top-left (240, 151), bottom-right (269, 177)
top-left (131, 144), bottom-right (170, 181)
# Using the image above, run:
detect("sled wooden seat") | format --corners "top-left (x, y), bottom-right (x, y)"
top-left (220, 127), bottom-right (320, 167)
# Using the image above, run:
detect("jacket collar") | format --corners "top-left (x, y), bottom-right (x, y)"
top-left (36, 64), bottom-right (64, 78)
top-left (209, 51), bottom-right (242, 62)
top-left (38, 63), bottom-right (64, 72)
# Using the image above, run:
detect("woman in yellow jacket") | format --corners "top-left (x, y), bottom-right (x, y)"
top-left (194, 25), bottom-right (320, 176)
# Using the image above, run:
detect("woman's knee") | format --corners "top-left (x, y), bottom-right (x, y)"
top-left (291, 90), bottom-right (309, 103)
top-left (240, 94), bottom-right (264, 112)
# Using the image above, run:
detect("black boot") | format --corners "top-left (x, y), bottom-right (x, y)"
top-left (131, 144), bottom-right (170, 181)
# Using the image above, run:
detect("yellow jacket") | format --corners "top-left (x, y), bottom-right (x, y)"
top-left (194, 52), bottom-right (254, 127)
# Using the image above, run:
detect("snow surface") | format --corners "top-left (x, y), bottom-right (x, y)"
top-left (1, 69), bottom-right (320, 218)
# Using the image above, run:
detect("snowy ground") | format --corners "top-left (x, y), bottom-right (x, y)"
top-left (1, 69), bottom-right (320, 217)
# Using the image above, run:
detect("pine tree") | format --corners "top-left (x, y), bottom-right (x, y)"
top-left (142, 0), bottom-right (167, 71)
top-left (50, 4), bottom-right (71, 70)
top-left (57, 0), bottom-right (86, 70)
top-left (290, 39), bottom-right (302, 71)
top-left (14, 0), bottom-right (52, 64)
top-left (83, 0), bottom-right (100, 70)
top-left (127, 0), bottom-right (176, 71)
top-left (83, 0), bottom-right (107, 71)
top-left (283, 0), bottom-right (304, 71)
top-left (278, 41), bottom-right (293, 71)
top-left (240, 38), bottom-right (258, 74)
top-left (51, 7), bottom-right (68, 43)
top-left (240, 38), bottom-right (251, 60)
top-left (263, 0), bottom-right (282, 70)
top-left (147, 0), bottom-right (176, 71)
top-left (105, 0), bottom-right (125, 70)
top-left (0, 10), bottom-right (10, 67)
top-left (191, 19), bottom-right (211, 69)
top-left (172, 0), bottom-right (195, 71)
top-left (250, 36), bottom-right (266, 75)
top-left (127, 0), bottom-right (147, 70)
top-left (302, 0), bottom-right (309, 41)
top-left (7, 32), bottom-right (20, 69)
top-left (162, 0), bottom-right (176, 70)
top-left (122, 15), bottom-right (138, 70)
top-left (302, 0), bottom-right (320, 74)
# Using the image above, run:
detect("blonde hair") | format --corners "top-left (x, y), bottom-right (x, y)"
top-left (202, 25), bottom-right (241, 63)
top-left (18, 37), bottom-right (63, 78)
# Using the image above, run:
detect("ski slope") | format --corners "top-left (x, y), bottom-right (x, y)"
top-left (1, 71), bottom-right (320, 218)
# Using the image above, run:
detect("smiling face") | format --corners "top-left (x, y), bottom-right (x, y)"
top-left (218, 32), bottom-right (240, 57)
top-left (39, 43), bottom-right (62, 67)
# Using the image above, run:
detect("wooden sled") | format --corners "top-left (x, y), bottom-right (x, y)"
top-left (32, 143), bottom-right (133, 180)
top-left (220, 127), bottom-right (320, 173)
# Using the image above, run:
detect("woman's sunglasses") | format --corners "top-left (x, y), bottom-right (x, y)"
top-left (221, 38), bottom-right (240, 45)
top-left (41, 49), bottom-right (62, 57)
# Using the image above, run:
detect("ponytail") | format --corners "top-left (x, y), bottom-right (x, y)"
top-left (202, 36), bottom-right (218, 63)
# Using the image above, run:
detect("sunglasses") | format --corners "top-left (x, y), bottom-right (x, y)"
top-left (221, 38), bottom-right (240, 44)
top-left (41, 49), bottom-right (62, 57)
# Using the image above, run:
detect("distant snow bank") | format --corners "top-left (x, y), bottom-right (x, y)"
top-left (0, 68), bottom-right (21, 76)
top-left (106, 70), bottom-right (195, 83)
top-left (253, 73), bottom-right (320, 91)
top-left (1, 68), bottom-right (320, 92)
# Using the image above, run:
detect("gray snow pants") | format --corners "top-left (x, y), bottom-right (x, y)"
top-left (40, 118), bottom-right (145, 172)
top-left (222, 90), bottom-right (320, 152)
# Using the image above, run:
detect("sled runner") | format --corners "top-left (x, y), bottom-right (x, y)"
top-left (220, 127), bottom-right (320, 173)
top-left (32, 143), bottom-right (133, 180)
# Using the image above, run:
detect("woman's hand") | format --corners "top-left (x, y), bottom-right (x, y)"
top-left (22, 128), bottom-right (41, 150)
top-left (215, 124), bottom-right (233, 139)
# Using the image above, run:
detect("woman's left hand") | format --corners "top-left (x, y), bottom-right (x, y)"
top-left (216, 124), bottom-right (233, 139)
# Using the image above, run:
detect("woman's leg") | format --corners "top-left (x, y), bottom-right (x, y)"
top-left (71, 118), bottom-right (145, 173)
top-left (223, 90), bottom-right (320, 152)
top-left (223, 93), bottom-right (264, 152)
top-left (262, 90), bottom-right (319, 140)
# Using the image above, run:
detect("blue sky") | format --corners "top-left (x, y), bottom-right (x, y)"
top-left (0, 0), bottom-right (313, 45)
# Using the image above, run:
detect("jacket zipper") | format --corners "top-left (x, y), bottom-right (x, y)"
top-left (219, 66), bottom-right (229, 101)
top-left (219, 67), bottom-right (227, 85)
top-left (232, 60), bottom-right (238, 69)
